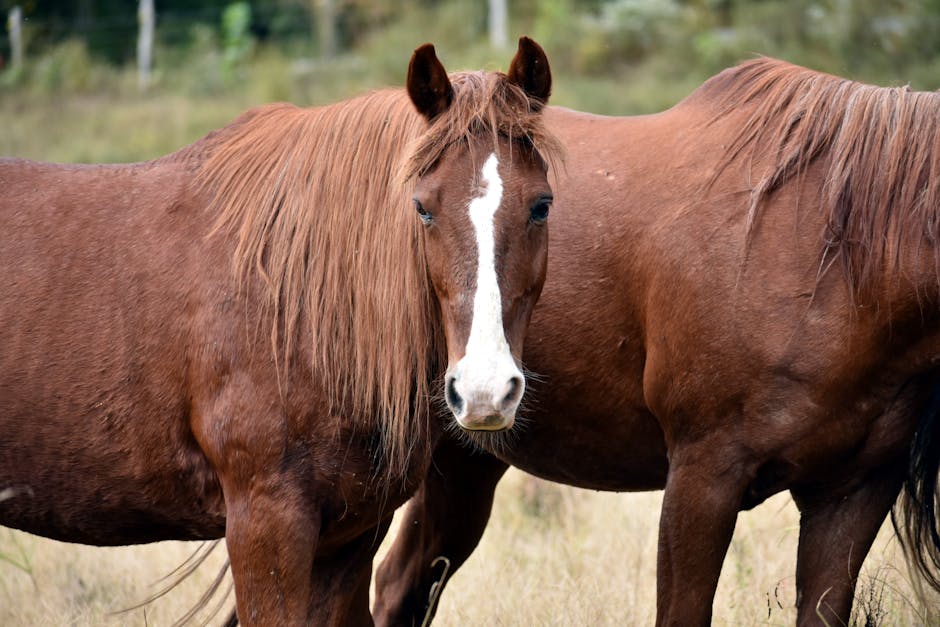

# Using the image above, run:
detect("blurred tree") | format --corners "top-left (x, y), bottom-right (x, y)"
top-left (3, 0), bottom-right (940, 88)
top-left (314, 0), bottom-right (336, 58)
top-left (221, 1), bottom-right (252, 80)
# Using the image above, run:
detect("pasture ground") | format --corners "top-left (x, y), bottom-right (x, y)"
top-left (1, 469), bottom-right (938, 626)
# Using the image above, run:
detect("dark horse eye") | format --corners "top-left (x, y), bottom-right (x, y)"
top-left (530, 197), bottom-right (552, 224)
top-left (413, 198), bottom-right (432, 224)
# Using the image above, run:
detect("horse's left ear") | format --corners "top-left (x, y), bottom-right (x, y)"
top-left (507, 36), bottom-right (552, 108)
top-left (407, 43), bottom-right (454, 121)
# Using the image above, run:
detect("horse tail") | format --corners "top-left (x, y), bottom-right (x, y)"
top-left (115, 539), bottom-right (234, 626)
top-left (168, 542), bottom-right (234, 627)
top-left (892, 383), bottom-right (940, 592)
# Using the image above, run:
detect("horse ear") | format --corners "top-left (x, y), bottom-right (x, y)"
top-left (507, 36), bottom-right (552, 108)
top-left (407, 43), bottom-right (454, 121)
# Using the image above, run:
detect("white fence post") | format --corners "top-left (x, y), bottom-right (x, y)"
top-left (138, 0), bottom-right (154, 90)
top-left (8, 5), bottom-right (23, 71)
top-left (489, 0), bottom-right (508, 49)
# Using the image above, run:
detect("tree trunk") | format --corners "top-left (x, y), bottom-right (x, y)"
top-left (8, 6), bottom-right (23, 71)
top-left (138, 0), bottom-right (154, 90)
top-left (313, 0), bottom-right (337, 60)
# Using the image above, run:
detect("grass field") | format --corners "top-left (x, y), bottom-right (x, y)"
top-left (1, 470), bottom-right (938, 625)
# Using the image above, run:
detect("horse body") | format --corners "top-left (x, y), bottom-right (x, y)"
top-left (376, 59), bottom-right (940, 626)
top-left (1, 39), bottom-right (560, 625)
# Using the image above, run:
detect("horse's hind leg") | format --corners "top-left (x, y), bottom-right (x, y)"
top-left (790, 461), bottom-right (904, 627)
top-left (373, 436), bottom-right (509, 626)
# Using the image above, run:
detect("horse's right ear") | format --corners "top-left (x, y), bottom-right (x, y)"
top-left (407, 44), bottom-right (454, 121)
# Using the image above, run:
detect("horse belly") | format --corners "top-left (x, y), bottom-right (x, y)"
top-left (484, 312), bottom-right (668, 490)
top-left (499, 402), bottom-right (668, 491)
top-left (0, 391), bottom-right (227, 544)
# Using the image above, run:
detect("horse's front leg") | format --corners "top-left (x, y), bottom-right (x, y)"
top-left (374, 435), bottom-right (509, 626)
top-left (221, 470), bottom-right (320, 626)
top-left (196, 390), bottom-right (321, 625)
top-left (656, 438), bottom-right (749, 627)
top-left (790, 459), bottom-right (904, 626)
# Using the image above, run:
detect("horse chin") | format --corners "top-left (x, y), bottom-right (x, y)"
top-left (448, 414), bottom-right (524, 458)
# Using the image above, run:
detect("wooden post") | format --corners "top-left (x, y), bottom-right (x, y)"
top-left (138, 0), bottom-right (154, 90)
top-left (314, 0), bottom-right (336, 60)
top-left (488, 0), bottom-right (508, 49)
top-left (8, 6), bottom-right (23, 71)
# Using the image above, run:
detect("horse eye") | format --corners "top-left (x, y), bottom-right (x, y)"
top-left (530, 197), bottom-right (552, 224)
top-left (414, 198), bottom-right (432, 224)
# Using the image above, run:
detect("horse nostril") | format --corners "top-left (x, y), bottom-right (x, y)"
top-left (500, 375), bottom-right (524, 411)
top-left (446, 375), bottom-right (464, 416)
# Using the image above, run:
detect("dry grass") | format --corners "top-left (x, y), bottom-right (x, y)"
top-left (0, 531), bottom-right (230, 625)
top-left (425, 472), bottom-right (939, 627)
top-left (2, 469), bottom-right (937, 626)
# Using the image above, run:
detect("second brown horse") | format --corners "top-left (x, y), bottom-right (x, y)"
top-left (375, 58), bottom-right (940, 626)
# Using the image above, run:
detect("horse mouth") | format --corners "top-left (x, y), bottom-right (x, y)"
top-left (456, 413), bottom-right (514, 432)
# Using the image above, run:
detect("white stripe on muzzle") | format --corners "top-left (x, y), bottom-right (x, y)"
top-left (447, 153), bottom-right (525, 431)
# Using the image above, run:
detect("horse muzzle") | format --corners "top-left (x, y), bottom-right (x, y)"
top-left (445, 362), bottom-right (524, 431)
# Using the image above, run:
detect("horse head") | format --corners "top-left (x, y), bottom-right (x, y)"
top-left (407, 38), bottom-right (556, 432)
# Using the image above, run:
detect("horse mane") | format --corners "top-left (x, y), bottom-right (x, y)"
top-left (192, 71), bottom-right (560, 476)
top-left (704, 57), bottom-right (940, 298)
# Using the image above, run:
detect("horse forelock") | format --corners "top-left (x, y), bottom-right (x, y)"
top-left (704, 57), bottom-right (940, 300)
top-left (192, 73), bottom-right (559, 478)
top-left (399, 70), bottom-right (563, 185)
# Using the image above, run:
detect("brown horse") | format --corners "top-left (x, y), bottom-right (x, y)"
top-left (375, 57), bottom-right (940, 626)
top-left (0, 38), bottom-right (561, 625)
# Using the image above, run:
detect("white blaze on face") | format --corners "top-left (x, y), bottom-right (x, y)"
top-left (449, 152), bottom-right (525, 429)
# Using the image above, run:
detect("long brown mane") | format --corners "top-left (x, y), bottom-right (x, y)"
top-left (705, 57), bottom-right (940, 298)
top-left (192, 72), bottom-right (560, 475)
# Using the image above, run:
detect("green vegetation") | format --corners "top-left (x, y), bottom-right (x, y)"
top-left (4, 1), bottom-right (940, 162)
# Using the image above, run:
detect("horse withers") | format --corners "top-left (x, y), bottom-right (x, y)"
top-left (0, 38), bottom-right (560, 625)
top-left (375, 58), bottom-right (940, 626)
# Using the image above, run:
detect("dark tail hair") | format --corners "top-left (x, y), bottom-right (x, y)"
top-left (892, 383), bottom-right (940, 591)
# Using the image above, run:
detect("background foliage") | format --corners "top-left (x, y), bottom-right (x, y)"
top-left (4, 1), bottom-right (940, 116)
